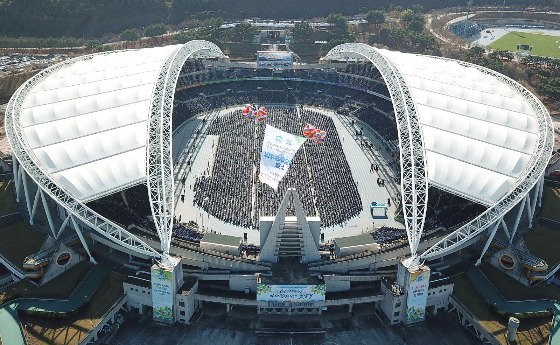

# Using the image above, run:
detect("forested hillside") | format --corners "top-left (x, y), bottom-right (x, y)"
top-left (0, 0), bottom-right (168, 38)
top-left (0, 0), bottom-right (558, 38)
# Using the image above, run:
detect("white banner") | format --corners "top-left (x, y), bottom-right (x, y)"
top-left (151, 267), bottom-right (174, 322)
top-left (259, 124), bottom-right (306, 190)
top-left (257, 51), bottom-right (294, 68)
top-left (406, 268), bottom-right (430, 321)
top-left (257, 284), bottom-right (326, 302)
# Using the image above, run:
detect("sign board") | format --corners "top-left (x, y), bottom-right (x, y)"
top-left (370, 203), bottom-right (387, 217)
top-left (406, 268), bottom-right (430, 321)
top-left (257, 284), bottom-right (326, 306)
top-left (151, 267), bottom-right (175, 322)
top-left (257, 51), bottom-right (293, 68)
top-left (259, 124), bottom-right (306, 190)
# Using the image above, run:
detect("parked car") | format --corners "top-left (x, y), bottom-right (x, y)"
top-left (549, 169), bottom-right (560, 180)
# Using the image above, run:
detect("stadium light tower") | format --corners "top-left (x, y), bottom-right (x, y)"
top-left (500, 0), bottom-right (506, 28)
top-left (463, 0), bottom-right (473, 38)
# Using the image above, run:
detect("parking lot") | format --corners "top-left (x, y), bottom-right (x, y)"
top-left (0, 53), bottom-right (67, 75)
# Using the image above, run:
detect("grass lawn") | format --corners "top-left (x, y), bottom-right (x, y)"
top-left (524, 225), bottom-right (560, 268)
top-left (452, 273), bottom-right (551, 345)
top-left (488, 31), bottom-right (560, 58)
top-left (20, 271), bottom-right (126, 345)
top-left (0, 262), bottom-right (93, 306)
top-left (479, 264), bottom-right (560, 301)
top-left (542, 186), bottom-right (560, 221)
top-left (0, 180), bottom-right (16, 216)
top-left (0, 221), bottom-right (45, 269)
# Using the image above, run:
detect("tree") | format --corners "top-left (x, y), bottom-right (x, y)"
top-left (365, 10), bottom-right (385, 25)
top-left (227, 22), bottom-right (260, 42)
top-left (291, 21), bottom-right (314, 43)
top-left (326, 13), bottom-right (348, 38)
top-left (204, 16), bottom-right (224, 29)
top-left (488, 50), bottom-right (514, 61)
top-left (85, 40), bottom-right (111, 52)
top-left (538, 78), bottom-right (560, 101)
top-left (410, 4), bottom-right (424, 13)
top-left (464, 46), bottom-right (485, 64)
top-left (402, 10), bottom-right (416, 22)
top-left (408, 16), bottom-right (425, 32)
top-left (119, 28), bottom-right (140, 42)
top-left (200, 16), bottom-right (224, 42)
top-left (144, 23), bottom-right (168, 37)
top-left (377, 27), bottom-right (439, 54)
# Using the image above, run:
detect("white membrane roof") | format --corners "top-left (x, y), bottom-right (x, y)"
top-left (378, 50), bottom-right (539, 205)
top-left (19, 45), bottom-right (181, 201)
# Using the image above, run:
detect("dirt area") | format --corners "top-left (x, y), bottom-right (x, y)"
top-left (551, 113), bottom-right (560, 152)
top-left (0, 105), bottom-right (11, 157)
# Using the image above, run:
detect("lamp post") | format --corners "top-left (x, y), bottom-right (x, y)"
top-left (500, 0), bottom-right (506, 28)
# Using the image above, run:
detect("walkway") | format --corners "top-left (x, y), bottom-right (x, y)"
top-left (467, 267), bottom-right (560, 345)
top-left (0, 265), bottom-right (108, 345)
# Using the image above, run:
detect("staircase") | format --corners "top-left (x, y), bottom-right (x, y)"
top-left (275, 222), bottom-right (304, 257)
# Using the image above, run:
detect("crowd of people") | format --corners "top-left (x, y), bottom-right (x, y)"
top-left (254, 108), bottom-right (314, 220)
top-left (172, 223), bottom-right (204, 243)
top-left (301, 109), bottom-right (362, 227)
top-left (171, 77), bottom-right (390, 133)
top-left (171, 59), bottom-right (396, 133)
top-left (371, 226), bottom-right (407, 244)
top-left (87, 193), bottom-right (156, 232)
top-left (192, 127), bottom-right (255, 228)
top-left (171, 59), bottom-right (482, 236)
top-left (355, 105), bottom-right (398, 142)
top-left (173, 84), bottom-right (336, 132)
top-left (176, 62), bottom-right (389, 95)
top-left (191, 107), bottom-right (362, 228)
top-left (175, 61), bottom-right (388, 229)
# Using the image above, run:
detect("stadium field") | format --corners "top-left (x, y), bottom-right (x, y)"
top-left (488, 31), bottom-right (560, 58)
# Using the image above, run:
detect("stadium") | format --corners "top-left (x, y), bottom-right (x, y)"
top-left (4, 40), bottom-right (554, 327)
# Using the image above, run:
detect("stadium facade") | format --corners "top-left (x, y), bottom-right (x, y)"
top-left (4, 40), bottom-right (554, 327)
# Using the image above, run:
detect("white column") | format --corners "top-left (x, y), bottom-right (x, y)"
top-left (12, 154), bottom-right (20, 202)
top-left (538, 173), bottom-right (545, 207)
top-left (71, 216), bottom-right (97, 264)
top-left (501, 218), bottom-right (511, 242)
top-left (509, 196), bottom-right (526, 244)
top-left (40, 190), bottom-right (56, 238)
top-left (16, 165), bottom-right (24, 203)
top-left (22, 169), bottom-right (33, 225)
top-left (529, 181), bottom-right (539, 228)
top-left (476, 220), bottom-right (500, 266)
top-left (525, 194), bottom-right (533, 227)
top-left (57, 214), bottom-right (71, 239)
top-left (30, 188), bottom-right (41, 224)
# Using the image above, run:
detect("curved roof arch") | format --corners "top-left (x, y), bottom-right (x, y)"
top-left (145, 41), bottom-right (226, 257)
top-left (5, 41), bottom-right (227, 259)
top-left (323, 44), bottom-right (554, 261)
top-left (324, 43), bottom-right (428, 264)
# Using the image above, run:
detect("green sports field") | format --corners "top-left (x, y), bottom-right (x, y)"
top-left (488, 31), bottom-right (560, 58)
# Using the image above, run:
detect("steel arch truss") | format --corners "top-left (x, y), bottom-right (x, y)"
top-left (420, 59), bottom-right (554, 260)
top-left (5, 52), bottom-right (160, 258)
top-left (324, 43), bottom-right (429, 262)
top-left (147, 40), bottom-right (226, 258)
